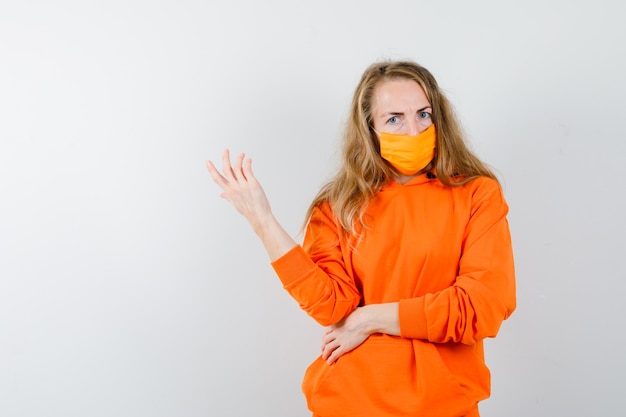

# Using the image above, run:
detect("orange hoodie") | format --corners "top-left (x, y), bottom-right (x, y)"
top-left (271, 174), bottom-right (516, 417)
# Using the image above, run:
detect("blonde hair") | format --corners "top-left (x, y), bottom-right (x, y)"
top-left (306, 60), bottom-right (497, 236)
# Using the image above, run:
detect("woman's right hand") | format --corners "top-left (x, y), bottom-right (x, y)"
top-left (206, 149), bottom-right (297, 261)
top-left (206, 149), bottom-right (272, 231)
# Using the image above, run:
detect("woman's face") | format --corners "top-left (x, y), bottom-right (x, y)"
top-left (371, 78), bottom-right (433, 135)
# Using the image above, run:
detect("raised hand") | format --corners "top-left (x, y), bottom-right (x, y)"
top-left (206, 149), bottom-right (272, 232)
top-left (206, 149), bottom-right (297, 261)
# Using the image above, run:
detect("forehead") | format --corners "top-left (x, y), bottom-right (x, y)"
top-left (371, 78), bottom-right (430, 113)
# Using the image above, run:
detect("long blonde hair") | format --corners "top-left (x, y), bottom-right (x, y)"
top-left (306, 60), bottom-right (497, 236)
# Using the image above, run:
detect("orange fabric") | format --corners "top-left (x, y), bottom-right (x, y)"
top-left (271, 174), bottom-right (516, 417)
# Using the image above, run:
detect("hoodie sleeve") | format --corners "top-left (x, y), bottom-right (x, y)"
top-left (271, 203), bottom-right (362, 327)
top-left (398, 178), bottom-right (516, 344)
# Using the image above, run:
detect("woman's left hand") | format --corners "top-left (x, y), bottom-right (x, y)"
top-left (320, 303), bottom-right (400, 365)
top-left (321, 306), bottom-right (372, 365)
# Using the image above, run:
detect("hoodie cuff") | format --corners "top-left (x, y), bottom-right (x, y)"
top-left (270, 245), bottom-right (316, 287)
top-left (399, 297), bottom-right (429, 339)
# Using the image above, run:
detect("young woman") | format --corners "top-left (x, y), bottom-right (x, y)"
top-left (206, 60), bottom-right (516, 417)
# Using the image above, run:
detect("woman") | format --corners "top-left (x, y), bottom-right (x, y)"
top-left (206, 61), bottom-right (516, 417)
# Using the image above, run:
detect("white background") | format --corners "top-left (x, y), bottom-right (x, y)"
top-left (1, 1), bottom-right (625, 416)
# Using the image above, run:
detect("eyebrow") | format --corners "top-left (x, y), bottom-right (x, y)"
top-left (381, 106), bottom-right (432, 117)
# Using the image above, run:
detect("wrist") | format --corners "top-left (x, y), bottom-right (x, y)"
top-left (253, 213), bottom-right (298, 262)
top-left (251, 211), bottom-right (277, 237)
top-left (368, 303), bottom-right (400, 336)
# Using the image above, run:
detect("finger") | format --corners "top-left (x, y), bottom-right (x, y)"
top-left (327, 345), bottom-right (343, 365)
top-left (221, 149), bottom-right (236, 181)
top-left (219, 192), bottom-right (233, 203)
top-left (242, 157), bottom-right (254, 182)
top-left (322, 341), bottom-right (338, 361)
top-left (232, 152), bottom-right (246, 181)
top-left (320, 334), bottom-right (336, 354)
top-left (321, 331), bottom-right (336, 346)
top-left (206, 160), bottom-right (228, 188)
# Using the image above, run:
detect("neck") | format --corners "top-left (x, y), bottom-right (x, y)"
top-left (395, 173), bottom-right (419, 185)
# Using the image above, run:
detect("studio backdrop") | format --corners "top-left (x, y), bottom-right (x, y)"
top-left (1, 1), bottom-right (624, 416)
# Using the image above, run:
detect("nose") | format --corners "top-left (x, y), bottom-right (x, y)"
top-left (406, 119), bottom-right (422, 136)
top-left (405, 117), bottom-right (431, 136)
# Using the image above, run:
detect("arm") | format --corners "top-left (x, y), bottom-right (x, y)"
top-left (398, 179), bottom-right (516, 344)
top-left (208, 150), bottom-right (362, 326)
top-left (271, 204), bottom-right (362, 326)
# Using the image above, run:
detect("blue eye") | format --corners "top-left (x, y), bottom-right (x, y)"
top-left (418, 111), bottom-right (431, 119)
top-left (386, 116), bottom-right (400, 125)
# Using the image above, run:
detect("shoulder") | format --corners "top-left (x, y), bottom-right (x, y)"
top-left (439, 176), bottom-right (508, 216)
top-left (462, 176), bottom-right (509, 217)
top-left (310, 200), bottom-right (335, 219)
top-left (308, 201), bottom-right (341, 231)
top-left (461, 176), bottom-right (503, 198)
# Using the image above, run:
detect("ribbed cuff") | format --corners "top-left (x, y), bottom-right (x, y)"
top-left (270, 245), bottom-right (316, 287)
top-left (398, 297), bottom-right (429, 339)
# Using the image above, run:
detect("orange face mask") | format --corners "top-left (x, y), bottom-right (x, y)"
top-left (377, 124), bottom-right (436, 175)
